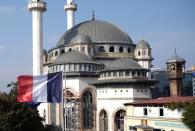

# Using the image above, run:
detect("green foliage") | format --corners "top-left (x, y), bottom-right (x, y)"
top-left (166, 102), bottom-right (178, 111)
top-left (7, 81), bottom-right (18, 96)
top-left (182, 102), bottom-right (195, 131)
top-left (166, 101), bottom-right (188, 111)
top-left (0, 82), bottom-right (45, 131)
top-left (166, 100), bottom-right (195, 131)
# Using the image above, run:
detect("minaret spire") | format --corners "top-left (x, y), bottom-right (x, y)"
top-left (92, 9), bottom-right (95, 20)
top-left (28, 0), bottom-right (46, 75)
top-left (64, 0), bottom-right (77, 30)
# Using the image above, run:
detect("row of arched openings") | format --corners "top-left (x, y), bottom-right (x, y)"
top-left (99, 109), bottom-right (126, 131)
top-left (52, 47), bottom-right (91, 57)
top-left (51, 46), bottom-right (131, 58)
top-left (98, 46), bottom-right (131, 53)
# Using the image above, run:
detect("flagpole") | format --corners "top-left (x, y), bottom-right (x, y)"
top-left (61, 71), bottom-right (65, 131)
top-left (63, 71), bottom-right (67, 131)
top-left (64, 70), bottom-right (67, 131)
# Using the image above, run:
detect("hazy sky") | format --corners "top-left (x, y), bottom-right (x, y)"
top-left (0, 0), bottom-right (195, 92)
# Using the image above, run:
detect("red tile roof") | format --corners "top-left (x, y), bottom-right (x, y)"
top-left (124, 96), bottom-right (195, 106)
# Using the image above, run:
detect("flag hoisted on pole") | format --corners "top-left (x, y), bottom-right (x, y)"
top-left (17, 72), bottom-right (62, 103)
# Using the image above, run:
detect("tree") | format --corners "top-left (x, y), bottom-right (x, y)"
top-left (182, 102), bottom-right (195, 131)
top-left (166, 101), bottom-right (195, 131)
top-left (0, 82), bottom-right (45, 131)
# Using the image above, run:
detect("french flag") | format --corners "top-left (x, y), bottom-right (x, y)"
top-left (17, 72), bottom-right (62, 103)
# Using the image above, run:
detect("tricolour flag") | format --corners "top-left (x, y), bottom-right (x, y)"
top-left (17, 72), bottom-right (62, 103)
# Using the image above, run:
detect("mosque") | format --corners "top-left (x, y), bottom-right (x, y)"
top-left (28, 0), bottom-right (157, 131)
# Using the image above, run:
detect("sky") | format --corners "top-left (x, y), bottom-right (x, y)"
top-left (0, 0), bottom-right (195, 92)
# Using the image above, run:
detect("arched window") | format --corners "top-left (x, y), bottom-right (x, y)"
top-left (138, 51), bottom-right (141, 56)
top-left (82, 47), bottom-right (85, 52)
top-left (119, 47), bottom-right (124, 53)
top-left (55, 51), bottom-right (58, 56)
top-left (98, 46), bottom-right (105, 52)
top-left (113, 71), bottom-right (117, 77)
top-left (132, 71), bottom-right (135, 76)
top-left (69, 48), bottom-right (72, 51)
top-left (84, 65), bottom-right (87, 71)
top-left (114, 109), bottom-right (126, 131)
top-left (82, 91), bottom-right (93, 129)
top-left (61, 50), bottom-right (65, 54)
top-left (99, 110), bottom-right (108, 131)
top-left (68, 64), bottom-right (71, 71)
top-left (128, 47), bottom-right (131, 53)
top-left (109, 46), bottom-right (115, 52)
top-left (137, 71), bottom-right (141, 76)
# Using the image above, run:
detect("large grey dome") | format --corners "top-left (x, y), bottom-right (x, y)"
top-left (71, 34), bottom-right (92, 44)
top-left (57, 20), bottom-right (133, 47)
top-left (105, 58), bottom-right (143, 70)
top-left (54, 50), bottom-right (95, 64)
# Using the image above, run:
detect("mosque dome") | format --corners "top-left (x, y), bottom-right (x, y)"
top-left (57, 20), bottom-right (133, 47)
top-left (105, 58), bottom-right (143, 70)
top-left (54, 50), bottom-right (95, 64)
top-left (71, 34), bottom-right (92, 44)
top-left (136, 40), bottom-right (150, 49)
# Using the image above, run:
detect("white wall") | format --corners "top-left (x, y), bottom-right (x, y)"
top-left (133, 106), bottom-right (182, 118)
top-left (96, 83), bottom-right (151, 131)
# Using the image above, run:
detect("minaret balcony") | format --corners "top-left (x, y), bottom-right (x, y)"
top-left (28, 1), bottom-right (47, 12)
top-left (64, 4), bottom-right (77, 11)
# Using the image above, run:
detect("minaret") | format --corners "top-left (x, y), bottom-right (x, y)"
top-left (135, 40), bottom-right (153, 78)
top-left (28, 0), bottom-right (46, 75)
top-left (28, 0), bottom-right (49, 125)
top-left (167, 54), bottom-right (185, 96)
top-left (64, 0), bottom-right (77, 30)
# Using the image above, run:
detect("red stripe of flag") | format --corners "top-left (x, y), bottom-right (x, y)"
top-left (17, 76), bottom-right (33, 102)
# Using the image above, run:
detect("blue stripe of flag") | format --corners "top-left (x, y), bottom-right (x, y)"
top-left (47, 72), bottom-right (62, 103)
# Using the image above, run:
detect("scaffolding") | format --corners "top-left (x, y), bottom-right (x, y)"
top-left (64, 91), bottom-right (82, 131)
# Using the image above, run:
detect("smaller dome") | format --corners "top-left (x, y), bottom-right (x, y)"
top-left (42, 49), bottom-right (48, 56)
top-left (136, 40), bottom-right (150, 49)
top-left (167, 55), bottom-right (185, 63)
top-left (71, 34), bottom-right (92, 44)
top-left (105, 58), bottom-right (143, 70)
top-left (54, 50), bottom-right (94, 64)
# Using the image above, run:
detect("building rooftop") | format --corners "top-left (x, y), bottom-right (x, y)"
top-left (53, 50), bottom-right (96, 64)
top-left (167, 54), bottom-right (185, 63)
top-left (124, 96), bottom-right (195, 106)
top-left (91, 78), bottom-right (157, 85)
top-left (103, 58), bottom-right (144, 71)
top-left (56, 20), bottom-right (133, 47)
